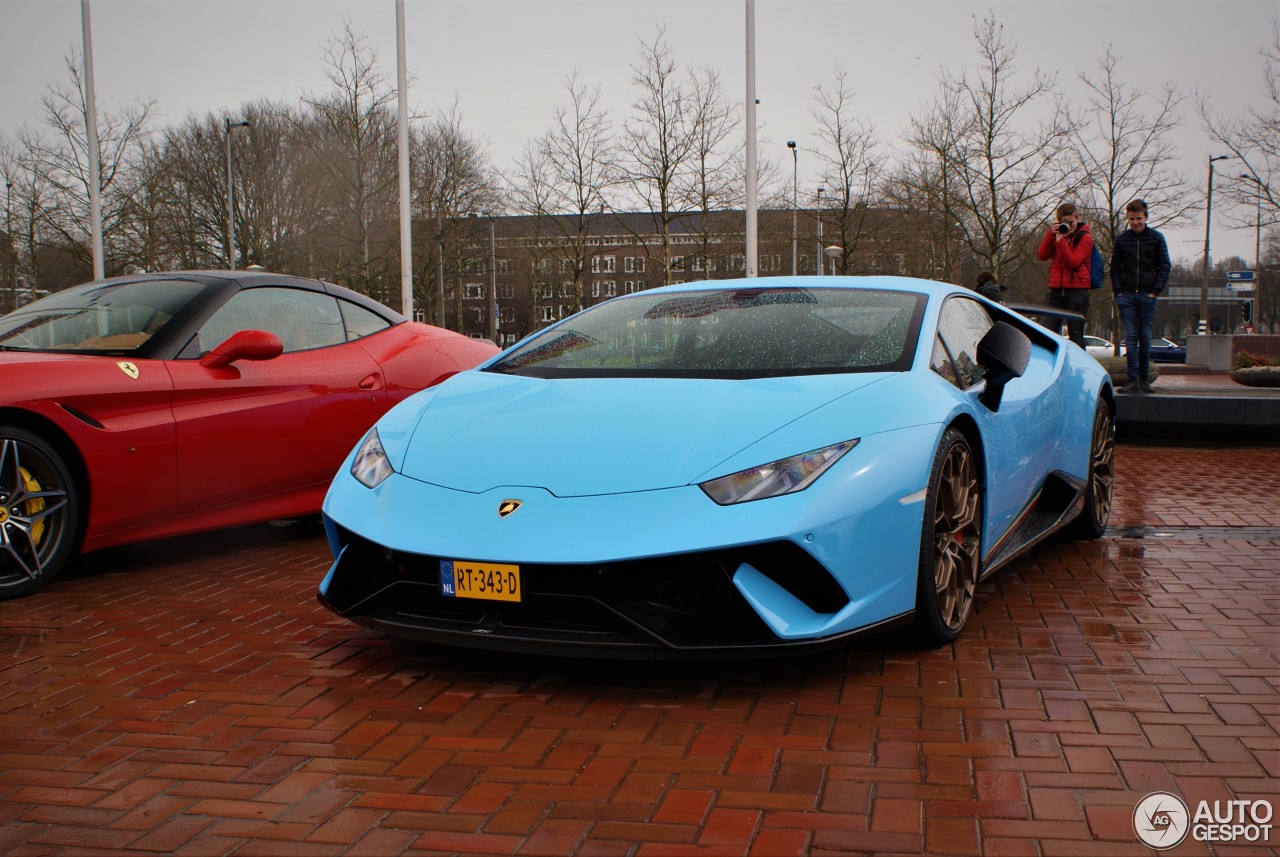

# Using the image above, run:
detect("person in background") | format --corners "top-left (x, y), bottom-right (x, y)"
top-left (1109, 198), bottom-right (1171, 393)
top-left (1036, 202), bottom-right (1094, 347)
top-left (973, 270), bottom-right (1005, 303)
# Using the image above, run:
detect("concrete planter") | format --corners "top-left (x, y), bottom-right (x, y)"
top-left (1229, 367), bottom-right (1280, 387)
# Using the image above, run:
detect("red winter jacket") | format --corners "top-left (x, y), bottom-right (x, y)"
top-left (1036, 223), bottom-right (1093, 289)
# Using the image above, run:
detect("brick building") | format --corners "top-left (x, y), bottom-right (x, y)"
top-left (444, 207), bottom-right (968, 343)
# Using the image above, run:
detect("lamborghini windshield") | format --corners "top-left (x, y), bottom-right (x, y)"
top-left (0, 279), bottom-right (209, 355)
top-left (488, 287), bottom-right (927, 379)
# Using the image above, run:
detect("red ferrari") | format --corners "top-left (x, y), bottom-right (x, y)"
top-left (0, 270), bottom-right (499, 599)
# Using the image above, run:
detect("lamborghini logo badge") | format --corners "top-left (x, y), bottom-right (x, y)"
top-left (497, 499), bottom-right (522, 518)
top-left (0, 507), bottom-right (8, 525)
top-left (117, 361), bottom-right (140, 380)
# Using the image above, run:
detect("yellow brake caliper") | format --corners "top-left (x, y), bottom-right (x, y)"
top-left (20, 466), bottom-right (45, 545)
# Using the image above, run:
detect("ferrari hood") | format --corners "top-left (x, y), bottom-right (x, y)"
top-left (397, 369), bottom-right (888, 496)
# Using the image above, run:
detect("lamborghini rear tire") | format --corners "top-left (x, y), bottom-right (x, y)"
top-left (915, 428), bottom-right (982, 646)
top-left (1067, 399), bottom-right (1115, 540)
top-left (0, 427), bottom-right (80, 600)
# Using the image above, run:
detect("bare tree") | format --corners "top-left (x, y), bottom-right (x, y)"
top-left (907, 14), bottom-right (1071, 286)
top-left (679, 64), bottom-right (745, 276)
top-left (296, 21), bottom-right (400, 298)
top-left (1200, 23), bottom-right (1280, 230)
top-left (1068, 47), bottom-right (1191, 346)
top-left (412, 103), bottom-right (496, 331)
top-left (507, 137), bottom-right (561, 329)
top-left (21, 50), bottom-right (154, 284)
top-left (620, 28), bottom-right (698, 284)
top-left (538, 72), bottom-right (618, 314)
top-left (810, 68), bottom-right (882, 275)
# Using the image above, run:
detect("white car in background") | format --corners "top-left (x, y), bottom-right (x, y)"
top-left (1084, 336), bottom-right (1186, 363)
top-left (1084, 336), bottom-right (1117, 360)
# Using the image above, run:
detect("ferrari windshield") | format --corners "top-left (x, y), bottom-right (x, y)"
top-left (0, 279), bottom-right (208, 355)
top-left (489, 286), bottom-right (927, 379)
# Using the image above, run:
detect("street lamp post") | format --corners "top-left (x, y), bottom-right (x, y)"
top-left (1241, 173), bottom-right (1264, 332)
top-left (4, 181), bottom-right (13, 313)
top-left (1199, 154), bottom-right (1231, 333)
top-left (1241, 174), bottom-right (1263, 269)
top-left (787, 141), bottom-right (797, 276)
top-left (224, 118), bottom-right (252, 271)
top-left (814, 187), bottom-right (824, 276)
top-left (487, 213), bottom-right (497, 343)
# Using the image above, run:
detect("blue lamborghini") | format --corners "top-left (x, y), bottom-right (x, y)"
top-left (318, 277), bottom-right (1115, 656)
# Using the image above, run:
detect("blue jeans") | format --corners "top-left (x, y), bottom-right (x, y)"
top-left (1116, 292), bottom-right (1157, 380)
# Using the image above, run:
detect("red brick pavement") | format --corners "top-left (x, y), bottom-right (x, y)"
top-left (1, 446), bottom-right (1277, 856)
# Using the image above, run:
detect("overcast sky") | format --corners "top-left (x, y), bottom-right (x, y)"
top-left (1, 0), bottom-right (1276, 264)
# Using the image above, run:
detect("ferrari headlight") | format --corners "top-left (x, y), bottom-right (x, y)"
top-left (700, 439), bottom-right (859, 505)
top-left (351, 428), bottom-right (393, 489)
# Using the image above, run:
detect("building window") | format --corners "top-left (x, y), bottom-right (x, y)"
top-left (624, 256), bottom-right (645, 273)
top-left (464, 283), bottom-right (484, 300)
top-left (729, 254), bottom-right (745, 271)
top-left (502, 333), bottom-right (519, 345)
top-left (541, 306), bottom-right (554, 322)
top-left (560, 281), bottom-right (575, 297)
top-left (592, 282), bottom-right (601, 298)
top-left (605, 281), bottom-right (618, 296)
top-left (498, 284), bottom-right (515, 299)
top-left (463, 259), bottom-right (484, 275)
top-left (496, 259), bottom-right (511, 274)
top-left (762, 254), bottom-right (781, 272)
top-left (465, 306), bottom-right (486, 326)
top-left (591, 255), bottom-right (616, 274)
top-left (560, 258), bottom-right (574, 273)
top-left (623, 281), bottom-right (637, 294)
top-left (559, 304), bottom-right (578, 318)
top-left (532, 259), bottom-right (551, 273)
top-left (670, 255), bottom-right (685, 272)
top-left (535, 282), bottom-right (553, 299)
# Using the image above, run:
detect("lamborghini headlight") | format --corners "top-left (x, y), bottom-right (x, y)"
top-left (351, 428), bottom-right (394, 489)
top-left (699, 439), bottom-right (859, 505)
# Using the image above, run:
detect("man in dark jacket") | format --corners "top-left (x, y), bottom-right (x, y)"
top-left (1109, 198), bottom-right (1171, 393)
top-left (1036, 202), bottom-right (1093, 346)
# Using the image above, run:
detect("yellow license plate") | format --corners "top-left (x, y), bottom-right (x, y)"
top-left (439, 559), bottom-right (522, 603)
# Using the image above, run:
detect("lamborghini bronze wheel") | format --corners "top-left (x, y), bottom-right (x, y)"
top-left (0, 427), bottom-right (79, 600)
top-left (916, 428), bottom-right (982, 646)
top-left (1068, 400), bottom-right (1115, 540)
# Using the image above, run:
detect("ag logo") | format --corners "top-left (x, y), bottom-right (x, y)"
top-left (497, 499), bottom-right (522, 518)
top-left (1134, 791), bottom-right (1190, 849)
top-left (116, 361), bottom-right (140, 380)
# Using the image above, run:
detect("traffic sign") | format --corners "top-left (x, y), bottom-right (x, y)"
top-left (1226, 271), bottom-right (1256, 281)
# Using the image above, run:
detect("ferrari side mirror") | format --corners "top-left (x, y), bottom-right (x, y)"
top-left (199, 329), bottom-right (284, 370)
top-left (977, 322), bottom-right (1030, 412)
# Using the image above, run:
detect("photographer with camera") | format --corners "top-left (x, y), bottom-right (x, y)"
top-left (1036, 202), bottom-right (1093, 347)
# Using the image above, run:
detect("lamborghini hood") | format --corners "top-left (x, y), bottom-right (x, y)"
top-left (396, 369), bottom-right (889, 496)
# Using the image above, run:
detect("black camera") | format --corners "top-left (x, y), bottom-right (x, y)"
top-left (1055, 222), bottom-right (1071, 235)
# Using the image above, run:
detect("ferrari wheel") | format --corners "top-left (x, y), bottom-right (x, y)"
top-left (0, 427), bottom-right (79, 600)
top-left (915, 429), bottom-right (982, 646)
top-left (1067, 400), bottom-right (1115, 540)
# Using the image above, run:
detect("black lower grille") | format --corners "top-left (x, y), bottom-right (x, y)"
top-left (322, 525), bottom-right (851, 652)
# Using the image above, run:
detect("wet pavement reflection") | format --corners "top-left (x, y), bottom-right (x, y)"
top-left (0, 445), bottom-right (1276, 856)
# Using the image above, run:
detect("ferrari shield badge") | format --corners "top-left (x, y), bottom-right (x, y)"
top-left (497, 499), bottom-right (522, 518)
top-left (116, 361), bottom-right (140, 380)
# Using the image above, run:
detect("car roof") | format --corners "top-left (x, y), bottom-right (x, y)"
top-left (70, 270), bottom-right (405, 324)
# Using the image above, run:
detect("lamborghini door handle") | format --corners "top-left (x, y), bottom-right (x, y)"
top-left (358, 373), bottom-right (382, 390)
